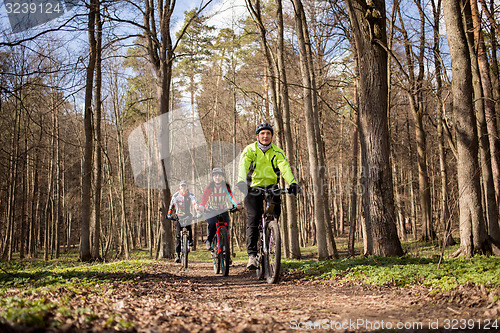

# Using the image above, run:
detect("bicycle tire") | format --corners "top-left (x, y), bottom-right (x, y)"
top-left (212, 237), bottom-right (220, 274)
top-left (219, 227), bottom-right (230, 276)
top-left (182, 232), bottom-right (189, 268)
top-left (265, 219), bottom-right (281, 284)
top-left (256, 231), bottom-right (265, 280)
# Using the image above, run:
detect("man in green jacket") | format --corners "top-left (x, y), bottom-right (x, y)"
top-left (237, 123), bottom-right (299, 269)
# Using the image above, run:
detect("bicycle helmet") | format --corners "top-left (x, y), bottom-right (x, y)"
top-left (211, 167), bottom-right (224, 176)
top-left (256, 122), bottom-right (274, 135)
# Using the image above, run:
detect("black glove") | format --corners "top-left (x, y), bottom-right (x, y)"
top-left (288, 183), bottom-right (300, 195)
top-left (236, 181), bottom-right (248, 194)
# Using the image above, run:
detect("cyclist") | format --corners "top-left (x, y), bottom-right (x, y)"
top-left (198, 168), bottom-right (242, 251)
top-left (236, 123), bottom-right (300, 270)
top-left (167, 180), bottom-right (200, 263)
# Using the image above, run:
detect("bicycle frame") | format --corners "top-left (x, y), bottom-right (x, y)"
top-left (205, 207), bottom-right (237, 276)
top-left (173, 215), bottom-right (195, 268)
top-left (260, 191), bottom-right (279, 252)
top-left (215, 218), bottom-right (229, 255)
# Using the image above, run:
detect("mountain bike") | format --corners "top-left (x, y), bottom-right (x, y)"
top-left (207, 207), bottom-right (239, 276)
top-left (172, 214), bottom-right (197, 269)
top-left (253, 187), bottom-right (290, 284)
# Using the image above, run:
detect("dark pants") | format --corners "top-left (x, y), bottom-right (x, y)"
top-left (245, 188), bottom-right (281, 256)
top-left (206, 211), bottom-right (230, 244)
top-left (175, 222), bottom-right (193, 254)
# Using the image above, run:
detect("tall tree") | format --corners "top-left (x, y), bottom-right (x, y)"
top-left (299, 0), bottom-right (338, 258)
top-left (470, 0), bottom-right (500, 246)
top-left (345, 0), bottom-right (403, 256)
top-left (397, 0), bottom-right (434, 241)
top-left (92, 0), bottom-right (103, 260)
top-left (291, 0), bottom-right (329, 259)
top-left (81, 0), bottom-right (99, 262)
top-left (431, 0), bottom-right (455, 246)
top-left (442, 0), bottom-right (488, 257)
top-left (275, 0), bottom-right (301, 259)
top-left (140, 0), bottom-right (213, 258)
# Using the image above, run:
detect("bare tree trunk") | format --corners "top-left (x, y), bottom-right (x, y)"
top-left (21, 135), bottom-right (28, 259)
top-left (3, 99), bottom-right (21, 260)
top-left (431, 0), bottom-right (455, 246)
top-left (55, 102), bottom-right (61, 258)
top-left (44, 100), bottom-right (56, 261)
top-left (470, 0), bottom-right (500, 244)
top-left (348, 110), bottom-right (359, 256)
top-left (142, 0), bottom-right (214, 258)
top-left (118, 131), bottom-right (130, 259)
top-left (443, 0), bottom-right (488, 257)
top-left (346, 0), bottom-right (403, 256)
top-left (338, 118), bottom-right (344, 235)
top-left (463, 3), bottom-right (497, 250)
top-left (478, 0), bottom-right (500, 131)
top-left (276, 0), bottom-right (301, 259)
top-left (398, 2), bottom-right (434, 241)
top-left (29, 124), bottom-right (42, 258)
top-left (299, 3), bottom-right (337, 257)
top-left (92, 2), bottom-right (103, 260)
top-left (463, 0), bottom-right (493, 252)
top-left (81, 0), bottom-right (98, 262)
top-left (292, 0), bottom-right (328, 259)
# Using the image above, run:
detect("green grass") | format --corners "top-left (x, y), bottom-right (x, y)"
top-left (0, 250), bottom-right (156, 329)
top-left (282, 255), bottom-right (500, 292)
top-left (279, 238), bottom-right (495, 293)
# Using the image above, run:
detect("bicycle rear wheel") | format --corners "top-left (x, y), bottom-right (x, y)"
top-left (256, 231), bottom-right (265, 280)
top-left (265, 219), bottom-right (281, 284)
top-left (182, 232), bottom-right (189, 268)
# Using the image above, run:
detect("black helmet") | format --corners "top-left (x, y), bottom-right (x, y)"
top-left (256, 123), bottom-right (274, 135)
top-left (211, 167), bottom-right (224, 176)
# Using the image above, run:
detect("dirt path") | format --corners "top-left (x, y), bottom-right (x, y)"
top-left (65, 259), bottom-right (498, 332)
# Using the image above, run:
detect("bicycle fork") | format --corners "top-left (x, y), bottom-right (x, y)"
top-left (259, 217), bottom-right (268, 258)
top-left (182, 228), bottom-right (190, 252)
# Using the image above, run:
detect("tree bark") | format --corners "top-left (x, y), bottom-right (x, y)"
top-left (346, 0), bottom-right (403, 256)
top-left (292, 0), bottom-right (328, 259)
top-left (431, 0), bottom-right (455, 246)
top-left (348, 110), bottom-right (359, 256)
top-left (299, 2), bottom-right (337, 258)
top-left (397, 2), bottom-right (434, 241)
top-left (143, 0), bottom-right (213, 258)
top-left (442, 0), bottom-right (488, 256)
top-left (80, 0), bottom-right (98, 262)
top-left (276, 0), bottom-right (301, 259)
top-left (92, 1), bottom-right (103, 260)
top-left (470, 0), bottom-right (500, 243)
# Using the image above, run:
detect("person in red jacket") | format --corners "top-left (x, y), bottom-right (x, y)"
top-left (198, 168), bottom-right (242, 250)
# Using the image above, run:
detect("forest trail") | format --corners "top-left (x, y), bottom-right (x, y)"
top-left (58, 259), bottom-right (496, 332)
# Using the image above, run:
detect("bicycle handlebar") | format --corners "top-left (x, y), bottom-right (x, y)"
top-left (204, 206), bottom-right (240, 214)
top-left (251, 187), bottom-right (290, 195)
top-left (169, 213), bottom-right (201, 222)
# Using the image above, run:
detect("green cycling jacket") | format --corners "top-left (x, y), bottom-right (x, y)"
top-left (238, 142), bottom-right (297, 187)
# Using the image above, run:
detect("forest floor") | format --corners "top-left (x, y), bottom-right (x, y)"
top-left (1, 250), bottom-right (499, 333)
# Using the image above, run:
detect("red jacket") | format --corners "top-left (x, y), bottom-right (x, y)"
top-left (200, 182), bottom-right (239, 211)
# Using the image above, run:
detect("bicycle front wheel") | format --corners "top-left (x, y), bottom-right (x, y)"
top-left (219, 227), bottom-right (230, 276)
top-left (256, 232), bottom-right (265, 280)
top-left (265, 219), bottom-right (281, 284)
top-left (212, 237), bottom-right (220, 274)
top-left (182, 232), bottom-right (189, 268)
